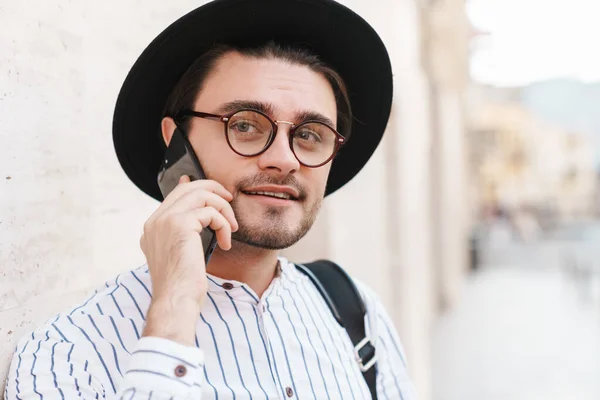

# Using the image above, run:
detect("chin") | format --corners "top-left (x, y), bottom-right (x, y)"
top-left (232, 218), bottom-right (312, 250)
top-left (230, 194), bottom-right (322, 250)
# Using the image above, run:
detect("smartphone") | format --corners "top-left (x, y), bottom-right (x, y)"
top-left (157, 128), bottom-right (218, 264)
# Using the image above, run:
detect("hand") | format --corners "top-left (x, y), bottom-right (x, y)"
top-left (139, 176), bottom-right (239, 345)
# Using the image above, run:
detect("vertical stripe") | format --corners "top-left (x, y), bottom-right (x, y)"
top-left (67, 344), bottom-right (74, 363)
top-left (70, 292), bottom-right (97, 316)
top-left (85, 360), bottom-right (91, 386)
top-left (240, 286), bottom-right (260, 303)
top-left (195, 332), bottom-right (218, 399)
top-left (204, 368), bottom-right (219, 400)
top-left (297, 280), bottom-right (360, 400)
top-left (110, 292), bottom-right (125, 318)
top-left (129, 318), bottom-right (140, 340)
top-left (117, 283), bottom-right (146, 321)
top-left (50, 342), bottom-right (66, 400)
top-left (109, 315), bottom-right (131, 354)
top-left (265, 329), bottom-right (287, 399)
top-left (30, 340), bottom-right (43, 399)
top-left (87, 315), bottom-right (123, 376)
top-left (15, 339), bottom-right (30, 400)
top-left (225, 292), bottom-right (270, 399)
top-left (131, 270), bottom-right (151, 298)
top-left (52, 323), bottom-right (69, 343)
top-left (66, 316), bottom-right (117, 394)
top-left (277, 294), bottom-right (318, 399)
top-left (74, 377), bottom-right (81, 398)
top-left (199, 313), bottom-right (236, 399)
top-left (377, 331), bottom-right (404, 399)
top-left (249, 303), bottom-right (282, 396)
top-left (264, 298), bottom-right (299, 399)
top-left (96, 303), bottom-right (104, 315)
top-left (308, 283), bottom-right (371, 400)
top-left (206, 293), bottom-right (253, 399)
top-left (287, 280), bottom-right (344, 399)
top-left (281, 283), bottom-right (333, 398)
top-left (110, 290), bottom-right (141, 339)
top-left (377, 313), bottom-right (407, 366)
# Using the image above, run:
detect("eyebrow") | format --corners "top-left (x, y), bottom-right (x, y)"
top-left (215, 100), bottom-right (336, 128)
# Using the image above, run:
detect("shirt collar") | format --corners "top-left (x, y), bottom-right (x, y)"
top-left (206, 256), bottom-right (298, 302)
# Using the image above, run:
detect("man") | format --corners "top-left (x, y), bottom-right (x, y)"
top-left (5, 0), bottom-right (415, 398)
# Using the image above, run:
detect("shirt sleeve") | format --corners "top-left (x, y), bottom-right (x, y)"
top-left (5, 330), bottom-right (205, 400)
top-left (117, 336), bottom-right (205, 399)
top-left (355, 282), bottom-right (418, 400)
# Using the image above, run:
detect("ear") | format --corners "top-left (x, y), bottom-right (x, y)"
top-left (161, 117), bottom-right (178, 146)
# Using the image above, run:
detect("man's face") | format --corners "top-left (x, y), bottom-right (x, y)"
top-left (186, 52), bottom-right (337, 249)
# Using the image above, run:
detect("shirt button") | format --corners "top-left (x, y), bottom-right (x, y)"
top-left (286, 387), bottom-right (294, 397)
top-left (174, 365), bottom-right (187, 377)
top-left (222, 282), bottom-right (234, 290)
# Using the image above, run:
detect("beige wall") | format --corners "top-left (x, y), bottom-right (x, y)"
top-left (0, 1), bottom-right (470, 399)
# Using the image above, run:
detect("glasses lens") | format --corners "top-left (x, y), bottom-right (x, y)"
top-left (227, 110), bottom-right (273, 155)
top-left (292, 122), bottom-right (338, 166)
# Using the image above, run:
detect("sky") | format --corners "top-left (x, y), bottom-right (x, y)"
top-left (468, 0), bottom-right (600, 86)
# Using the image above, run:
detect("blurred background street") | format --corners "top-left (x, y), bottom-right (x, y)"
top-left (433, 221), bottom-right (600, 400)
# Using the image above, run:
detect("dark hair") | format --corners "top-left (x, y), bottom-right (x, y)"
top-left (163, 41), bottom-right (352, 138)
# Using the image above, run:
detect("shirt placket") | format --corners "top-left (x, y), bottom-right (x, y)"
top-left (259, 282), bottom-right (297, 400)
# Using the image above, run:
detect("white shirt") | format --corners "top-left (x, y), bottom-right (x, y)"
top-left (5, 257), bottom-right (415, 399)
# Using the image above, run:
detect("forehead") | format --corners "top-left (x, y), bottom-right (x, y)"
top-left (194, 52), bottom-right (337, 122)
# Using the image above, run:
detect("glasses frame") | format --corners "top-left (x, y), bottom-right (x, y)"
top-left (175, 108), bottom-right (346, 168)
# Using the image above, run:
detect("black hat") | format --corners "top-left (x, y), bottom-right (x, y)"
top-left (113, 0), bottom-right (393, 201)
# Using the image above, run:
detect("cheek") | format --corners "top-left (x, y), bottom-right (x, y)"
top-left (307, 167), bottom-right (330, 197)
top-left (190, 137), bottom-right (241, 189)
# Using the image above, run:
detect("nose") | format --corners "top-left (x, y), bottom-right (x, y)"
top-left (256, 122), bottom-right (300, 176)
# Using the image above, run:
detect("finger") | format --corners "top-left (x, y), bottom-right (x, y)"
top-left (190, 207), bottom-right (233, 250)
top-left (167, 189), bottom-right (239, 232)
top-left (178, 178), bottom-right (232, 201)
top-left (155, 179), bottom-right (233, 217)
top-left (147, 174), bottom-right (196, 222)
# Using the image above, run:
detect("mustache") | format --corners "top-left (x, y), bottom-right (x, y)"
top-left (235, 174), bottom-right (307, 200)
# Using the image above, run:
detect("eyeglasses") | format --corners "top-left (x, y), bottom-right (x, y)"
top-left (175, 108), bottom-right (346, 168)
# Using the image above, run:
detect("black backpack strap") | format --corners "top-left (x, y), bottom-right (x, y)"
top-left (296, 260), bottom-right (378, 400)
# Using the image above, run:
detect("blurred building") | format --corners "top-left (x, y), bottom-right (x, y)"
top-left (468, 85), bottom-right (597, 224)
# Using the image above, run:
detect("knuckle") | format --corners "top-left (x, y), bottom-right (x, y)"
top-left (164, 214), bottom-right (182, 229)
top-left (142, 220), bottom-right (153, 235)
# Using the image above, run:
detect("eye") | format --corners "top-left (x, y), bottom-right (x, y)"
top-left (296, 128), bottom-right (322, 143)
top-left (230, 119), bottom-right (259, 133)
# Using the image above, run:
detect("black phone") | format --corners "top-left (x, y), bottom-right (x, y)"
top-left (157, 128), bottom-right (218, 264)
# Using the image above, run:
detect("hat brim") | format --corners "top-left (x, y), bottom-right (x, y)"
top-left (113, 0), bottom-right (393, 201)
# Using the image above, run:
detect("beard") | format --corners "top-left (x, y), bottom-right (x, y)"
top-left (229, 175), bottom-right (324, 250)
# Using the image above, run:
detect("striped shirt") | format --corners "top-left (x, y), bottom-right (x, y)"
top-left (5, 257), bottom-right (415, 399)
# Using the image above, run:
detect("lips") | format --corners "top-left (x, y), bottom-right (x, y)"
top-left (241, 185), bottom-right (301, 201)
top-left (244, 190), bottom-right (294, 200)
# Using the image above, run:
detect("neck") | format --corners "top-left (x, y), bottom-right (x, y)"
top-left (205, 240), bottom-right (280, 298)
